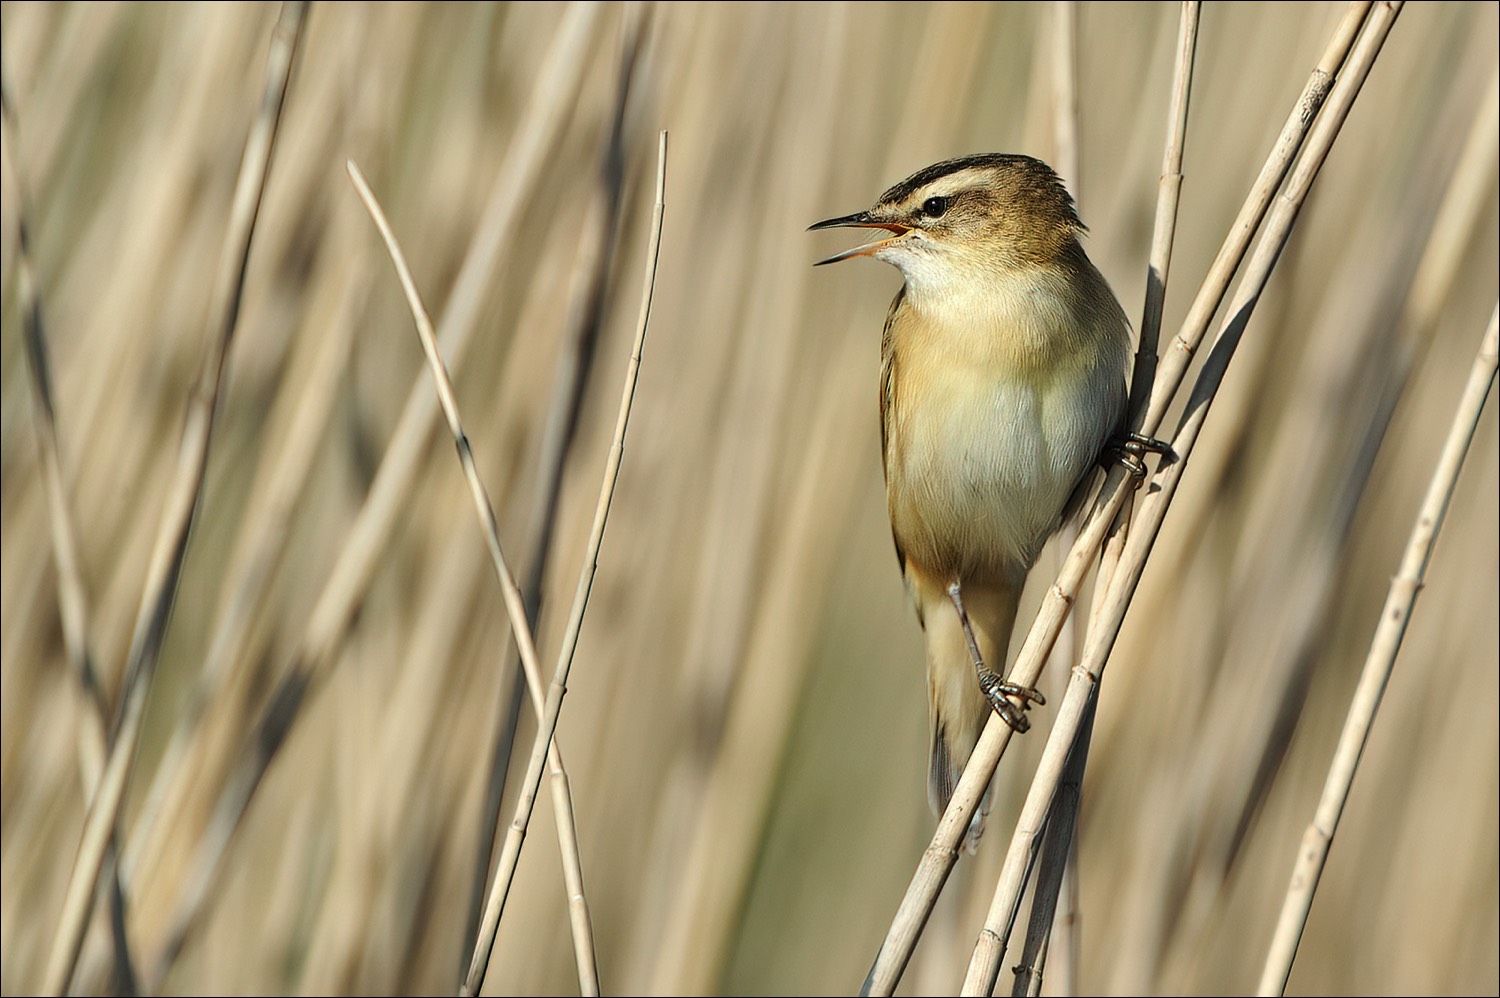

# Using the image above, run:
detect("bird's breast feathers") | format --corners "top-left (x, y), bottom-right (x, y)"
top-left (882, 274), bottom-right (1128, 577)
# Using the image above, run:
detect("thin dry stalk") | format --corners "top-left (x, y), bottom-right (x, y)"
top-left (0, 80), bottom-right (106, 789)
top-left (1125, 55), bottom-right (1500, 989)
top-left (1022, 477), bottom-right (1136, 998)
top-left (960, 7), bottom-right (1403, 992)
top-left (464, 9), bottom-right (645, 966)
top-left (1045, 0), bottom-right (1082, 746)
top-left (1009, 694), bottom-right (1095, 998)
top-left (2, 74), bottom-right (135, 995)
top-left (1131, 0), bottom-right (1370, 439)
top-left (548, 755), bottom-right (597, 993)
top-left (277, 0), bottom-right (598, 692)
top-left (1, 73), bottom-right (107, 798)
top-left (131, 6), bottom-right (602, 982)
top-left (1131, 0), bottom-right (1200, 421)
top-left (461, 129), bottom-right (668, 998)
top-left (40, 6), bottom-right (307, 993)
top-left (347, 159), bottom-right (600, 995)
top-left (862, 4), bottom-right (1377, 993)
top-left (1257, 306), bottom-right (1499, 996)
top-left (1014, 7), bottom-right (1200, 987)
top-left (1032, 2), bottom-right (1087, 980)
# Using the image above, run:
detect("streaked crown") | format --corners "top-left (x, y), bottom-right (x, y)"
top-left (811, 154), bottom-right (1086, 270)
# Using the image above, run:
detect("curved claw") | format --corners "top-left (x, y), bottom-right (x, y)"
top-left (1103, 431), bottom-right (1174, 482)
top-left (977, 670), bottom-right (1045, 733)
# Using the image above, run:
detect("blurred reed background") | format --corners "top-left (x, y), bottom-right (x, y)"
top-left (1, 2), bottom-right (1495, 995)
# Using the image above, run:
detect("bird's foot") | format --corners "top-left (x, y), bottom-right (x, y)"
top-left (976, 667), bottom-right (1045, 733)
top-left (948, 581), bottom-right (1045, 734)
top-left (1104, 431), bottom-right (1173, 482)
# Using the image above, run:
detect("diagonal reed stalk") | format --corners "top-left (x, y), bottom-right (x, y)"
top-left (128, 6), bottom-right (603, 985)
top-left (462, 9), bottom-right (646, 971)
top-left (39, 5), bottom-right (308, 993)
top-left (347, 158), bottom-right (600, 995)
top-left (1257, 303), bottom-right (1499, 995)
top-left (0, 78), bottom-right (107, 795)
top-left (862, 3), bottom-right (1380, 993)
top-left (461, 128), bottom-right (668, 998)
top-left (960, 5), bottom-right (1403, 993)
top-left (2, 71), bottom-right (135, 994)
top-left (1013, 5), bottom-right (1199, 992)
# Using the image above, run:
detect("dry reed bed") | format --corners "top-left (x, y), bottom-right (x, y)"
top-left (1, 2), bottom-right (1495, 994)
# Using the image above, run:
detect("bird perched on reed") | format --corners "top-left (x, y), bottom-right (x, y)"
top-left (811, 154), bottom-right (1133, 848)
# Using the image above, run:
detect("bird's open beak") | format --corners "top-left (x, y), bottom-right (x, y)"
top-left (808, 210), bottom-right (912, 266)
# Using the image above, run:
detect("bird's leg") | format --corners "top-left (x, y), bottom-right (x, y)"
top-left (1102, 431), bottom-right (1174, 481)
top-left (946, 581), bottom-right (1045, 733)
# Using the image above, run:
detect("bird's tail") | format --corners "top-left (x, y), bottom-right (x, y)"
top-left (917, 573), bottom-right (1023, 854)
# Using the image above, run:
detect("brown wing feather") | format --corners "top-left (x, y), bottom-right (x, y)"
top-left (879, 285), bottom-right (908, 581)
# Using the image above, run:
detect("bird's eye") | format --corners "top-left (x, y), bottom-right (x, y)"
top-left (920, 196), bottom-right (949, 218)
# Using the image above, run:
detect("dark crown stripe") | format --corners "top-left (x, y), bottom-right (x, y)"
top-left (877, 153), bottom-right (1079, 225)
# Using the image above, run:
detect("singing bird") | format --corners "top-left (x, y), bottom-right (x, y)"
top-left (811, 154), bottom-right (1132, 847)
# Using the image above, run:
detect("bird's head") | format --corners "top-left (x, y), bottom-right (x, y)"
top-left (809, 154), bottom-right (1085, 290)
